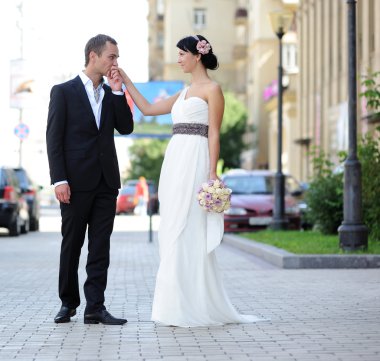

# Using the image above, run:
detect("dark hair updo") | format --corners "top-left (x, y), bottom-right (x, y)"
top-left (176, 35), bottom-right (219, 70)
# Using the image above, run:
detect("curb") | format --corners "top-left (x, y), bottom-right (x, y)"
top-left (222, 234), bottom-right (380, 269)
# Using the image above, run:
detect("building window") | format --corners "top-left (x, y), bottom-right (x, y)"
top-left (156, 0), bottom-right (164, 15)
top-left (369, 0), bottom-right (375, 53)
top-left (157, 32), bottom-right (164, 49)
top-left (193, 8), bottom-right (206, 29)
top-left (282, 43), bottom-right (298, 73)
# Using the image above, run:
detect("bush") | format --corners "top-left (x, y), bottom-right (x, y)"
top-left (357, 127), bottom-right (380, 241)
top-left (305, 148), bottom-right (343, 234)
top-left (306, 127), bottom-right (380, 241)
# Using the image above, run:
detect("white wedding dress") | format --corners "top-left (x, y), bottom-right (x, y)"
top-left (151, 87), bottom-right (263, 327)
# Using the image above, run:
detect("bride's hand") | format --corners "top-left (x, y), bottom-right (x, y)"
top-left (118, 67), bottom-right (132, 87)
top-left (107, 66), bottom-right (123, 91)
top-left (209, 172), bottom-right (219, 181)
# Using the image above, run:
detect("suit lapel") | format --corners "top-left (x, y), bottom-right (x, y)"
top-left (99, 84), bottom-right (111, 130)
top-left (72, 76), bottom-right (99, 132)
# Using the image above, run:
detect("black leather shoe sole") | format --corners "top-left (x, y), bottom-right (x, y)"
top-left (84, 318), bottom-right (100, 325)
top-left (83, 317), bottom-right (127, 325)
top-left (54, 309), bottom-right (76, 323)
top-left (84, 312), bottom-right (127, 325)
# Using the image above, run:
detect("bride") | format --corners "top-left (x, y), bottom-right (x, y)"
top-left (116, 35), bottom-right (264, 327)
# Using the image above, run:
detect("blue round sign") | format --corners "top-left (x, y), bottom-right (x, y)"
top-left (14, 123), bottom-right (30, 140)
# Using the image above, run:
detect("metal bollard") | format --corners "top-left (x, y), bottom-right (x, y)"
top-left (148, 197), bottom-right (153, 243)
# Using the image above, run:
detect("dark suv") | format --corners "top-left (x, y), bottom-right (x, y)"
top-left (13, 167), bottom-right (41, 231)
top-left (0, 167), bottom-right (30, 236)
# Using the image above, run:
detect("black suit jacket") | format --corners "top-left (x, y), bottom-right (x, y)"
top-left (46, 76), bottom-right (133, 191)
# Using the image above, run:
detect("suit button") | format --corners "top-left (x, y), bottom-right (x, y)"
top-left (100, 153), bottom-right (104, 156)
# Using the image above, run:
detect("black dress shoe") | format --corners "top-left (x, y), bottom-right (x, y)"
top-left (84, 310), bottom-right (127, 325)
top-left (54, 306), bottom-right (76, 323)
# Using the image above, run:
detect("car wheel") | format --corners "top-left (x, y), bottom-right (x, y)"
top-left (30, 217), bottom-right (39, 231)
top-left (9, 216), bottom-right (21, 237)
top-left (21, 219), bottom-right (30, 234)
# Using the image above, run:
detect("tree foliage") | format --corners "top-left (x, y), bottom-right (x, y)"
top-left (360, 70), bottom-right (380, 114)
top-left (306, 128), bottom-right (380, 241)
top-left (357, 128), bottom-right (380, 241)
top-left (220, 91), bottom-right (250, 170)
top-left (305, 148), bottom-right (344, 234)
top-left (127, 138), bottom-right (169, 184)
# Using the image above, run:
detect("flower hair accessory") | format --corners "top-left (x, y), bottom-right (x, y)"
top-left (196, 40), bottom-right (211, 55)
top-left (197, 179), bottom-right (231, 213)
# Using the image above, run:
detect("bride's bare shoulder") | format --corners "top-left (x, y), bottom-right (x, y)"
top-left (205, 82), bottom-right (223, 100)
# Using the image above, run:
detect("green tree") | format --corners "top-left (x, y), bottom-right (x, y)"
top-left (127, 138), bottom-right (169, 184)
top-left (220, 91), bottom-right (251, 170)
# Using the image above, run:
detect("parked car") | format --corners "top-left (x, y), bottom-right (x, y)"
top-left (123, 179), bottom-right (159, 215)
top-left (13, 167), bottom-right (41, 231)
top-left (221, 170), bottom-right (302, 232)
top-left (0, 166), bottom-right (30, 236)
top-left (116, 185), bottom-right (137, 215)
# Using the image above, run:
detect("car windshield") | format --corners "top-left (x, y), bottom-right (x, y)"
top-left (120, 186), bottom-right (136, 195)
top-left (13, 169), bottom-right (30, 189)
top-left (223, 175), bottom-right (275, 195)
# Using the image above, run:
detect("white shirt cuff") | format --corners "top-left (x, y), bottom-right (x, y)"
top-left (112, 90), bottom-right (124, 96)
top-left (54, 180), bottom-right (68, 187)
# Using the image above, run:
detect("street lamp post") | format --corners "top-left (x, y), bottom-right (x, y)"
top-left (268, 10), bottom-right (294, 230)
top-left (338, 0), bottom-right (368, 250)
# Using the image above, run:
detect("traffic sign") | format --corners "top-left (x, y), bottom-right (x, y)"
top-left (14, 123), bottom-right (30, 140)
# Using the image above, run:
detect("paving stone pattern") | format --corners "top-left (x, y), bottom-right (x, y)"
top-left (0, 213), bottom-right (379, 361)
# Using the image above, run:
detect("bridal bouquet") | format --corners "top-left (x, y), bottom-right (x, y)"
top-left (197, 179), bottom-right (232, 213)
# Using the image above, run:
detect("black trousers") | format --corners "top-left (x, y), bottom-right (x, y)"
top-left (58, 176), bottom-right (118, 314)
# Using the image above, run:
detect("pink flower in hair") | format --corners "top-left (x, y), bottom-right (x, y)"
top-left (196, 40), bottom-right (211, 55)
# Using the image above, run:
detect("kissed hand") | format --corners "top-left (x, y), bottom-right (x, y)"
top-left (117, 67), bottom-right (131, 86)
top-left (107, 66), bottom-right (123, 92)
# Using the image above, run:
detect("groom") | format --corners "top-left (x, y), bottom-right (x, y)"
top-left (46, 34), bottom-right (133, 325)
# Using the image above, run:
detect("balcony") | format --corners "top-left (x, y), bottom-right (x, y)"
top-left (233, 45), bottom-right (247, 60)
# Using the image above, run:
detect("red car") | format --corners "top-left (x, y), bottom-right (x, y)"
top-left (222, 170), bottom-right (302, 232)
top-left (116, 185), bottom-right (136, 215)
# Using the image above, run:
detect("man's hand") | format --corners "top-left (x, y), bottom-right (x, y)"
top-left (55, 184), bottom-right (71, 204)
top-left (107, 66), bottom-right (123, 92)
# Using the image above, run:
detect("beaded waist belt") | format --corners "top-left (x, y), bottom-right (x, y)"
top-left (172, 123), bottom-right (209, 138)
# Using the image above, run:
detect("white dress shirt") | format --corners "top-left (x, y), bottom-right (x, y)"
top-left (79, 71), bottom-right (104, 129)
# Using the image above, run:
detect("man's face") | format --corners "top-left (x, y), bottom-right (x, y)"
top-left (94, 41), bottom-right (119, 76)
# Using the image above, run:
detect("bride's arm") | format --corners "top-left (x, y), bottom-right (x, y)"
top-left (207, 84), bottom-right (224, 180)
top-left (117, 68), bottom-right (180, 116)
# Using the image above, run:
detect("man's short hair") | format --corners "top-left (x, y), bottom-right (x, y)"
top-left (84, 34), bottom-right (117, 67)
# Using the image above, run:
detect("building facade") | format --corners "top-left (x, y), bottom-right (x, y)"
top-left (294, 0), bottom-right (380, 181)
top-left (147, 0), bottom-right (250, 102)
top-left (242, 0), bottom-right (299, 171)
top-left (147, 0), bottom-right (380, 183)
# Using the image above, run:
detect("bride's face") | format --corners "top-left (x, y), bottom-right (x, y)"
top-left (177, 49), bottom-right (198, 73)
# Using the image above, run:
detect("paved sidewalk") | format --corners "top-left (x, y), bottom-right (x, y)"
top-left (0, 210), bottom-right (379, 361)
